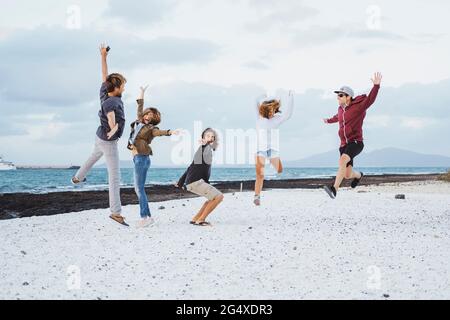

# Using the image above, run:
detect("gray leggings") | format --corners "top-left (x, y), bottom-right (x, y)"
top-left (75, 137), bottom-right (122, 213)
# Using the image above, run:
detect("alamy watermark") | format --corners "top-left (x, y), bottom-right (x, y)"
top-left (169, 121), bottom-right (281, 166)
top-left (366, 265), bottom-right (382, 290)
top-left (67, 265), bottom-right (81, 290)
top-left (366, 5), bottom-right (382, 30)
top-left (66, 5), bottom-right (82, 30)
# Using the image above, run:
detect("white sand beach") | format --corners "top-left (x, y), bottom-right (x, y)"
top-left (1, 181), bottom-right (449, 300)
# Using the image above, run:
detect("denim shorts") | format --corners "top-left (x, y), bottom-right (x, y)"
top-left (256, 149), bottom-right (280, 159)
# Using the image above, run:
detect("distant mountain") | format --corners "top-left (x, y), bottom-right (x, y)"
top-left (94, 148), bottom-right (450, 169)
top-left (285, 148), bottom-right (450, 168)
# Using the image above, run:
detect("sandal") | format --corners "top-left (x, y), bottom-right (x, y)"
top-left (189, 221), bottom-right (197, 225)
top-left (195, 221), bottom-right (212, 227)
top-left (109, 214), bottom-right (129, 227)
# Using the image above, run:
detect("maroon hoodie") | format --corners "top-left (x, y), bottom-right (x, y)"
top-left (326, 84), bottom-right (380, 147)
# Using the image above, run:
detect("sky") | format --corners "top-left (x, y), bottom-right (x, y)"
top-left (0, 0), bottom-right (449, 166)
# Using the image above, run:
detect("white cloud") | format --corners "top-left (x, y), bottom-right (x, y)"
top-left (0, 26), bottom-right (219, 106)
top-left (400, 117), bottom-right (436, 130)
top-left (103, 0), bottom-right (178, 26)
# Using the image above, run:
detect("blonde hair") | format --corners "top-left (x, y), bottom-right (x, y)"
top-left (259, 100), bottom-right (281, 119)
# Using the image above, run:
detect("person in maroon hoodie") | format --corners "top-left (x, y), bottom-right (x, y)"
top-left (323, 72), bottom-right (382, 199)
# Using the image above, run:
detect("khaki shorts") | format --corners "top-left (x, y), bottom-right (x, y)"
top-left (186, 179), bottom-right (223, 201)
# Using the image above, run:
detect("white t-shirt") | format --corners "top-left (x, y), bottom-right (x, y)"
top-left (255, 92), bottom-right (294, 152)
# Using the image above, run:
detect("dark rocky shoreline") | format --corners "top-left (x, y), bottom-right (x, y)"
top-left (0, 174), bottom-right (441, 220)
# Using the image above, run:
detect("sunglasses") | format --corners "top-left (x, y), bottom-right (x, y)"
top-left (337, 93), bottom-right (348, 98)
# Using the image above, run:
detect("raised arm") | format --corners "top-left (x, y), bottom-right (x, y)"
top-left (255, 94), bottom-right (267, 119)
top-left (136, 85), bottom-right (148, 120)
top-left (363, 72), bottom-right (382, 110)
top-left (277, 90), bottom-right (294, 123)
top-left (99, 43), bottom-right (109, 83)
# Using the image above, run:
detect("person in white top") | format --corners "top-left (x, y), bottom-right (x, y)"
top-left (253, 90), bottom-right (294, 206)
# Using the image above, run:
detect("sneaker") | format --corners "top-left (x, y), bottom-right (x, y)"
top-left (351, 172), bottom-right (364, 189)
top-left (324, 185), bottom-right (337, 199)
top-left (71, 176), bottom-right (86, 185)
top-left (253, 195), bottom-right (261, 206)
top-left (137, 217), bottom-right (155, 228)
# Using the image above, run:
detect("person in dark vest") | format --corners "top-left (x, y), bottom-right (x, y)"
top-left (176, 128), bottom-right (224, 227)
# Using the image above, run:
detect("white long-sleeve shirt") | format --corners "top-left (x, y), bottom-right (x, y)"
top-left (255, 91), bottom-right (294, 152)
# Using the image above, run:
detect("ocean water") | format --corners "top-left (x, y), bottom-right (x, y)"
top-left (0, 167), bottom-right (448, 194)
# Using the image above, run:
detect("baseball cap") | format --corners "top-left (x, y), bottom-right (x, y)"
top-left (334, 86), bottom-right (354, 98)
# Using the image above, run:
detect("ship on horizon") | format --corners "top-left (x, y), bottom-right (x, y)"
top-left (0, 156), bottom-right (17, 171)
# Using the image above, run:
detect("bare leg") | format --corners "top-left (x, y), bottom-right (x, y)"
top-left (345, 165), bottom-right (362, 180)
top-left (254, 156), bottom-right (266, 196)
top-left (270, 157), bottom-right (283, 174)
top-left (191, 201), bottom-right (209, 223)
top-left (197, 194), bottom-right (224, 222)
top-left (333, 154), bottom-right (351, 191)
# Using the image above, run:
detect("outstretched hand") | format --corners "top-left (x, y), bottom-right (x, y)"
top-left (371, 72), bottom-right (382, 85)
top-left (140, 85), bottom-right (149, 93)
top-left (99, 43), bottom-right (109, 57)
top-left (323, 118), bottom-right (329, 124)
top-left (171, 129), bottom-right (183, 135)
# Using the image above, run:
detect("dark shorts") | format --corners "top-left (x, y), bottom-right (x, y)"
top-left (339, 141), bottom-right (364, 167)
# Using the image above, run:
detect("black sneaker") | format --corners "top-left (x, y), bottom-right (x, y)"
top-left (324, 185), bottom-right (337, 199)
top-left (351, 172), bottom-right (364, 189)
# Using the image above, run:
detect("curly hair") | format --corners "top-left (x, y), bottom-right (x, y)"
top-left (142, 107), bottom-right (161, 126)
top-left (259, 100), bottom-right (281, 119)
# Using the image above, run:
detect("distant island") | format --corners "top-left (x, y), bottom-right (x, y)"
top-left (17, 165), bottom-right (81, 170)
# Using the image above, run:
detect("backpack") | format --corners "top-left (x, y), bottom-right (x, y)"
top-left (127, 120), bottom-right (154, 150)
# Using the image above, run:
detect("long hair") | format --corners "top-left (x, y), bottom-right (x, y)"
top-left (259, 99), bottom-right (281, 119)
top-left (202, 128), bottom-right (219, 151)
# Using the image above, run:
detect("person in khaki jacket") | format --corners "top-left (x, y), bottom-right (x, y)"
top-left (128, 85), bottom-right (180, 228)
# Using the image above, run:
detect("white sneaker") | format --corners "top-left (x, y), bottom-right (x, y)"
top-left (253, 195), bottom-right (261, 206)
top-left (137, 217), bottom-right (155, 228)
